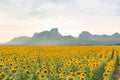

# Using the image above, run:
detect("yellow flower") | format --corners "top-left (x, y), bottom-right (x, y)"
top-left (58, 73), bottom-right (64, 79)
top-left (4, 67), bottom-right (9, 71)
top-left (75, 71), bottom-right (81, 76)
top-left (39, 78), bottom-right (48, 80)
top-left (40, 74), bottom-right (45, 79)
top-left (43, 69), bottom-right (48, 74)
top-left (35, 70), bottom-right (41, 75)
top-left (58, 68), bottom-right (63, 72)
top-left (66, 76), bottom-right (74, 80)
top-left (68, 69), bottom-right (73, 73)
top-left (80, 72), bottom-right (86, 77)
top-left (25, 70), bottom-right (31, 75)
top-left (50, 71), bottom-right (55, 75)
top-left (0, 63), bottom-right (4, 68)
top-left (50, 65), bottom-right (56, 69)
top-left (10, 69), bottom-right (17, 74)
top-left (104, 78), bottom-right (109, 80)
top-left (103, 72), bottom-right (108, 77)
top-left (71, 73), bottom-right (75, 77)
top-left (80, 77), bottom-right (85, 80)
top-left (89, 72), bottom-right (93, 77)
top-left (0, 72), bottom-right (7, 79)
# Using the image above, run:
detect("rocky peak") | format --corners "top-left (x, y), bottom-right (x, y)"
top-left (50, 28), bottom-right (59, 34)
top-left (79, 31), bottom-right (91, 37)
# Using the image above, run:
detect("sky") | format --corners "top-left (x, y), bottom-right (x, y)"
top-left (0, 0), bottom-right (120, 42)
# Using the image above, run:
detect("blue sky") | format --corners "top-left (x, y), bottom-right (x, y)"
top-left (0, 0), bottom-right (120, 42)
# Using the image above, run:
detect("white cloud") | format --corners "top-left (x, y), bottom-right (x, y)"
top-left (0, 0), bottom-right (120, 42)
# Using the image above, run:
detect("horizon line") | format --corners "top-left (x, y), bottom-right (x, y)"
top-left (0, 28), bottom-right (120, 43)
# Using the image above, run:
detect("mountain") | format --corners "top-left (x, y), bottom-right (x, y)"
top-left (5, 36), bottom-right (30, 45)
top-left (77, 31), bottom-right (95, 45)
top-left (1, 28), bottom-right (120, 45)
top-left (24, 28), bottom-right (76, 45)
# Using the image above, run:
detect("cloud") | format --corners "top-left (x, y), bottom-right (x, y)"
top-left (0, 0), bottom-right (120, 42)
top-left (0, 0), bottom-right (119, 18)
top-left (100, 0), bottom-right (120, 15)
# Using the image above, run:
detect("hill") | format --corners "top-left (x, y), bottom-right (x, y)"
top-left (2, 28), bottom-right (120, 45)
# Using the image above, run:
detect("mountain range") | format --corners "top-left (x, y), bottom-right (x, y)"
top-left (1, 28), bottom-right (120, 45)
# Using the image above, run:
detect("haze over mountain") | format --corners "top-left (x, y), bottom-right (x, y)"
top-left (1, 28), bottom-right (120, 45)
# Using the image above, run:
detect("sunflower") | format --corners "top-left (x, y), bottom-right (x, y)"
top-left (0, 63), bottom-right (4, 68)
top-left (13, 65), bottom-right (18, 69)
top-left (89, 72), bottom-right (93, 77)
top-left (104, 78), bottom-right (109, 80)
top-left (80, 72), bottom-right (86, 78)
top-left (43, 69), bottom-right (48, 74)
top-left (0, 72), bottom-right (7, 79)
top-left (50, 71), bottom-right (55, 76)
top-left (39, 78), bottom-right (48, 80)
top-left (58, 68), bottom-right (63, 72)
top-left (68, 69), bottom-right (73, 73)
top-left (80, 77), bottom-right (85, 80)
top-left (58, 73), bottom-right (64, 79)
top-left (40, 74), bottom-right (45, 79)
top-left (66, 76), bottom-right (74, 80)
top-left (75, 71), bottom-right (81, 76)
top-left (35, 70), bottom-right (41, 75)
top-left (71, 73), bottom-right (75, 77)
top-left (4, 67), bottom-right (9, 71)
top-left (10, 69), bottom-right (17, 74)
top-left (50, 65), bottom-right (56, 69)
top-left (62, 71), bottom-right (67, 75)
top-left (25, 70), bottom-right (31, 75)
top-left (103, 72), bottom-right (108, 77)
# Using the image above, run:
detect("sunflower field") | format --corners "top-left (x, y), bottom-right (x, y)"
top-left (0, 46), bottom-right (119, 80)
